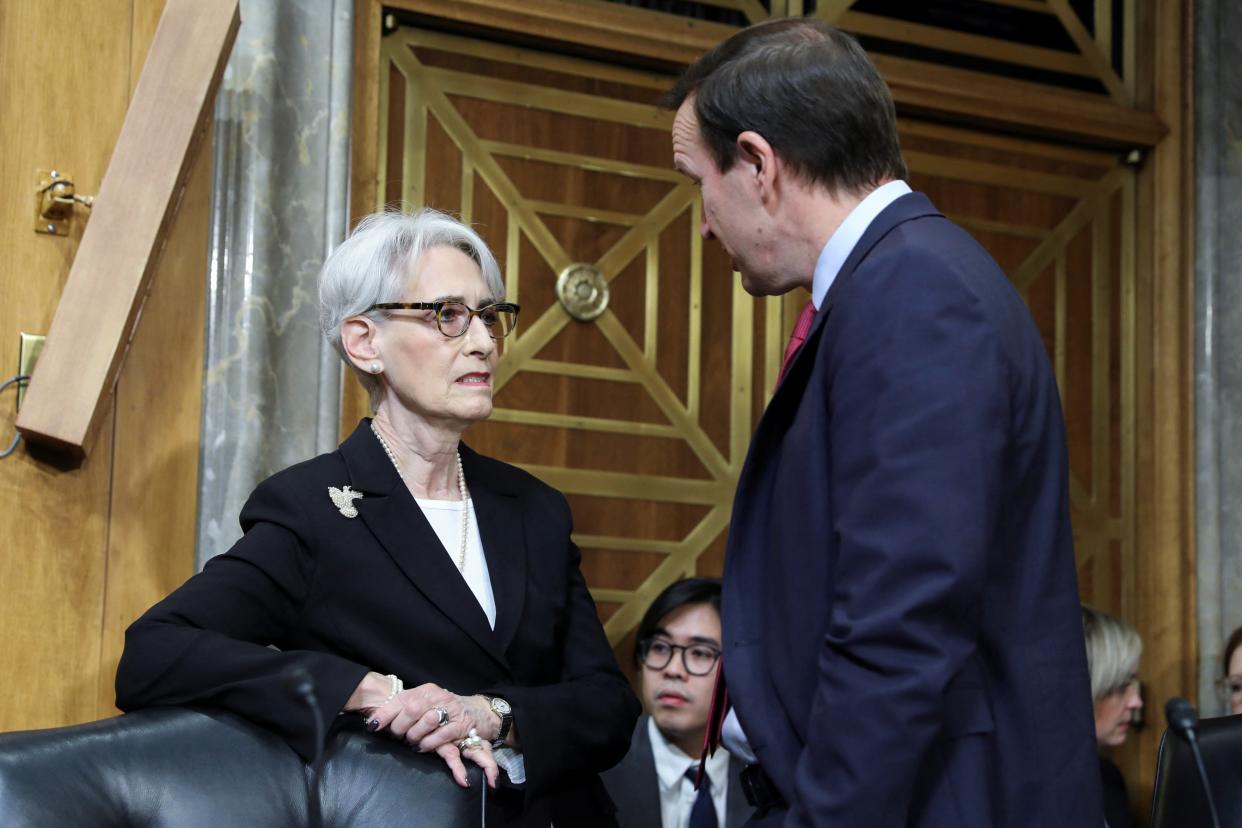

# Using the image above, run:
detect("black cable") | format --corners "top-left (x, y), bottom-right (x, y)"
top-left (37, 179), bottom-right (75, 195)
top-left (0, 375), bottom-right (31, 459)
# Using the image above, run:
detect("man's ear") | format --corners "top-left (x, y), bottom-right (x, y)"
top-left (340, 315), bottom-right (381, 372)
top-left (736, 130), bottom-right (778, 202)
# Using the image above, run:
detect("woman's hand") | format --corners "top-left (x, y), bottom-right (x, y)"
top-left (346, 674), bottom-right (500, 788)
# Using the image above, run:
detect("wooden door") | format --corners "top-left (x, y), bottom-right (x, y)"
top-left (0, 0), bottom-right (211, 728)
top-left (352, 22), bottom-right (1137, 669)
top-left (901, 122), bottom-right (1137, 618)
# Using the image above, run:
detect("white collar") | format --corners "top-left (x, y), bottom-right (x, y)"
top-left (647, 716), bottom-right (729, 791)
top-left (811, 179), bottom-right (912, 309)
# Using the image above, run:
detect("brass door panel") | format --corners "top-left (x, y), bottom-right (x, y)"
top-left (901, 121), bottom-right (1136, 620)
top-left (363, 26), bottom-right (1135, 657)
top-left (359, 28), bottom-right (802, 658)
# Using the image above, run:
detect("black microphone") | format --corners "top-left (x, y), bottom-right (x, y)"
top-left (1165, 697), bottom-right (1221, 828)
top-left (283, 665), bottom-right (325, 828)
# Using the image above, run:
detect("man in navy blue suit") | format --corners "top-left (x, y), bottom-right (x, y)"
top-left (666, 18), bottom-right (1103, 827)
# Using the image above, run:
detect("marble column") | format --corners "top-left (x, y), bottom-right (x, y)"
top-left (196, 0), bottom-right (353, 568)
top-left (1195, 0), bottom-right (1242, 714)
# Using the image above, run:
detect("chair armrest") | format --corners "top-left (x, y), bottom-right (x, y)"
top-left (0, 707), bottom-right (488, 827)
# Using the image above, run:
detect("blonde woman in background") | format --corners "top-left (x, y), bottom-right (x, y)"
top-left (1082, 605), bottom-right (1143, 828)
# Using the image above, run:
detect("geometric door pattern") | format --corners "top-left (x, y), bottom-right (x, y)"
top-left (369, 26), bottom-right (1135, 655)
top-left (678, 0), bottom-right (1136, 102)
top-left (903, 129), bottom-right (1136, 622)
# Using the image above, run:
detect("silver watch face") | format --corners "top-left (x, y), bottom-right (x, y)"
top-left (491, 697), bottom-right (512, 716)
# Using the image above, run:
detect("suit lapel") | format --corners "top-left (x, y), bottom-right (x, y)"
top-left (725, 193), bottom-right (947, 700)
top-left (772, 191), bottom-right (944, 409)
top-left (821, 190), bottom-right (943, 314)
top-left (461, 445), bottom-right (527, 655)
top-left (626, 716), bottom-right (663, 828)
top-left (339, 420), bottom-right (508, 670)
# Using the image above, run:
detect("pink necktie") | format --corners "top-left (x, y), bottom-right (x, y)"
top-left (776, 300), bottom-right (817, 387)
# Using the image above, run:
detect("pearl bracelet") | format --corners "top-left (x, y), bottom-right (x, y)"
top-left (382, 673), bottom-right (403, 706)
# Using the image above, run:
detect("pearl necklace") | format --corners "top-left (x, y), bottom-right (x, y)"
top-left (371, 421), bottom-right (470, 571)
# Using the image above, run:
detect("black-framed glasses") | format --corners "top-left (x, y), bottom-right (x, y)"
top-left (369, 301), bottom-right (520, 339)
top-left (638, 638), bottom-right (721, 676)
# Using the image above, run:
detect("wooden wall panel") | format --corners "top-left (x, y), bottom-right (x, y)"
top-left (0, 0), bottom-right (135, 732)
top-left (0, 0), bottom-right (211, 730)
top-left (1130, 0), bottom-right (1195, 813)
top-left (95, 125), bottom-right (211, 717)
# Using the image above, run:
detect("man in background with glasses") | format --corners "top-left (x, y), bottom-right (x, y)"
top-left (604, 578), bottom-right (753, 828)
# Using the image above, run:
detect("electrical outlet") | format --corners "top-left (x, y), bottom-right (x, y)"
top-left (16, 332), bottom-right (45, 411)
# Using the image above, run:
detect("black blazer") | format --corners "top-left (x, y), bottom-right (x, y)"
top-left (116, 419), bottom-right (640, 826)
top-left (601, 714), bottom-right (752, 828)
top-left (1100, 756), bottom-right (1131, 828)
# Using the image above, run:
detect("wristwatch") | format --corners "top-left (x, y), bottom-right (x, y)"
top-left (487, 696), bottom-right (513, 744)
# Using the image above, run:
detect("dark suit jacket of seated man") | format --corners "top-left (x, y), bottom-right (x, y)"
top-left (664, 17), bottom-right (1102, 828)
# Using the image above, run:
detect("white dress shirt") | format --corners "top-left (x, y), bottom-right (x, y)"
top-left (648, 716), bottom-right (731, 828)
top-left (416, 497), bottom-right (525, 784)
top-left (810, 179), bottom-right (912, 310)
top-left (721, 179), bottom-right (913, 765)
top-left (415, 497), bottom-right (496, 627)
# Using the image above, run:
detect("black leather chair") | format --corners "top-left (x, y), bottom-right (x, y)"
top-left (0, 707), bottom-right (489, 827)
top-left (1150, 713), bottom-right (1242, 827)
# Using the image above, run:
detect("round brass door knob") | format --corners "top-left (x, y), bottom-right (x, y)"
top-left (556, 263), bottom-right (609, 322)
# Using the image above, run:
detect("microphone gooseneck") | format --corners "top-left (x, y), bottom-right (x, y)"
top-left (1165, 697), bottom-right (1221, 828)
top-left (283, 665), bottom-right (325, 828)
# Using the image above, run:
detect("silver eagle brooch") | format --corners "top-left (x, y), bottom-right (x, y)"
top-left (328, 485), bottom-right (364, 518)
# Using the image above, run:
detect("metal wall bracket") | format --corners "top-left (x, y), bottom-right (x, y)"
top-left (16, 333), bottom-right (45, 411)
top-left (34, 169), bottom-right (94, 236)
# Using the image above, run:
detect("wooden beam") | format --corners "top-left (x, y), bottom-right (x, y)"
top-left (1046, 0), bottom-right (1130, 104)
top-left (384, 0), bottom-right (729, 67)
top-left (874, 53), bottom-right (1166, 149)
top-left (15, 0), bottom-right (240, 457)
top-left (1131, 0), bottom-right (1195, 813)
top-left (381, 0), bottom-right (1166, 150)
top-left (843, 10), bottom-right (1097, 78)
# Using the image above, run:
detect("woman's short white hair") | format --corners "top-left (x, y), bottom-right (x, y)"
top-left (319, 208), bottom-right (504, 411)
top-left (1081, 605), bottom-right (1142, 701)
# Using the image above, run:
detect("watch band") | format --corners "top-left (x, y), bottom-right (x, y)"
top-left (488, 695), bottom-right (513, 743)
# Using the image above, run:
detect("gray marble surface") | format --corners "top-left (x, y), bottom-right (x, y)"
top-left (1195, 0), bottom-right (1242, 715)
top-left (196, 0), bottom-right (353, 568)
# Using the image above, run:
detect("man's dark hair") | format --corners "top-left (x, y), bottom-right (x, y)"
top-left (633, 577), bottom-right (722, 667)
top-left (664, 18), bottom-right (907, 195)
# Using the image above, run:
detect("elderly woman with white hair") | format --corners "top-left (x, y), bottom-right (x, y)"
top-left (1081, 605), bottom-right (1143, 828)
top-left (116, 208), bottom-right (641, 826)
